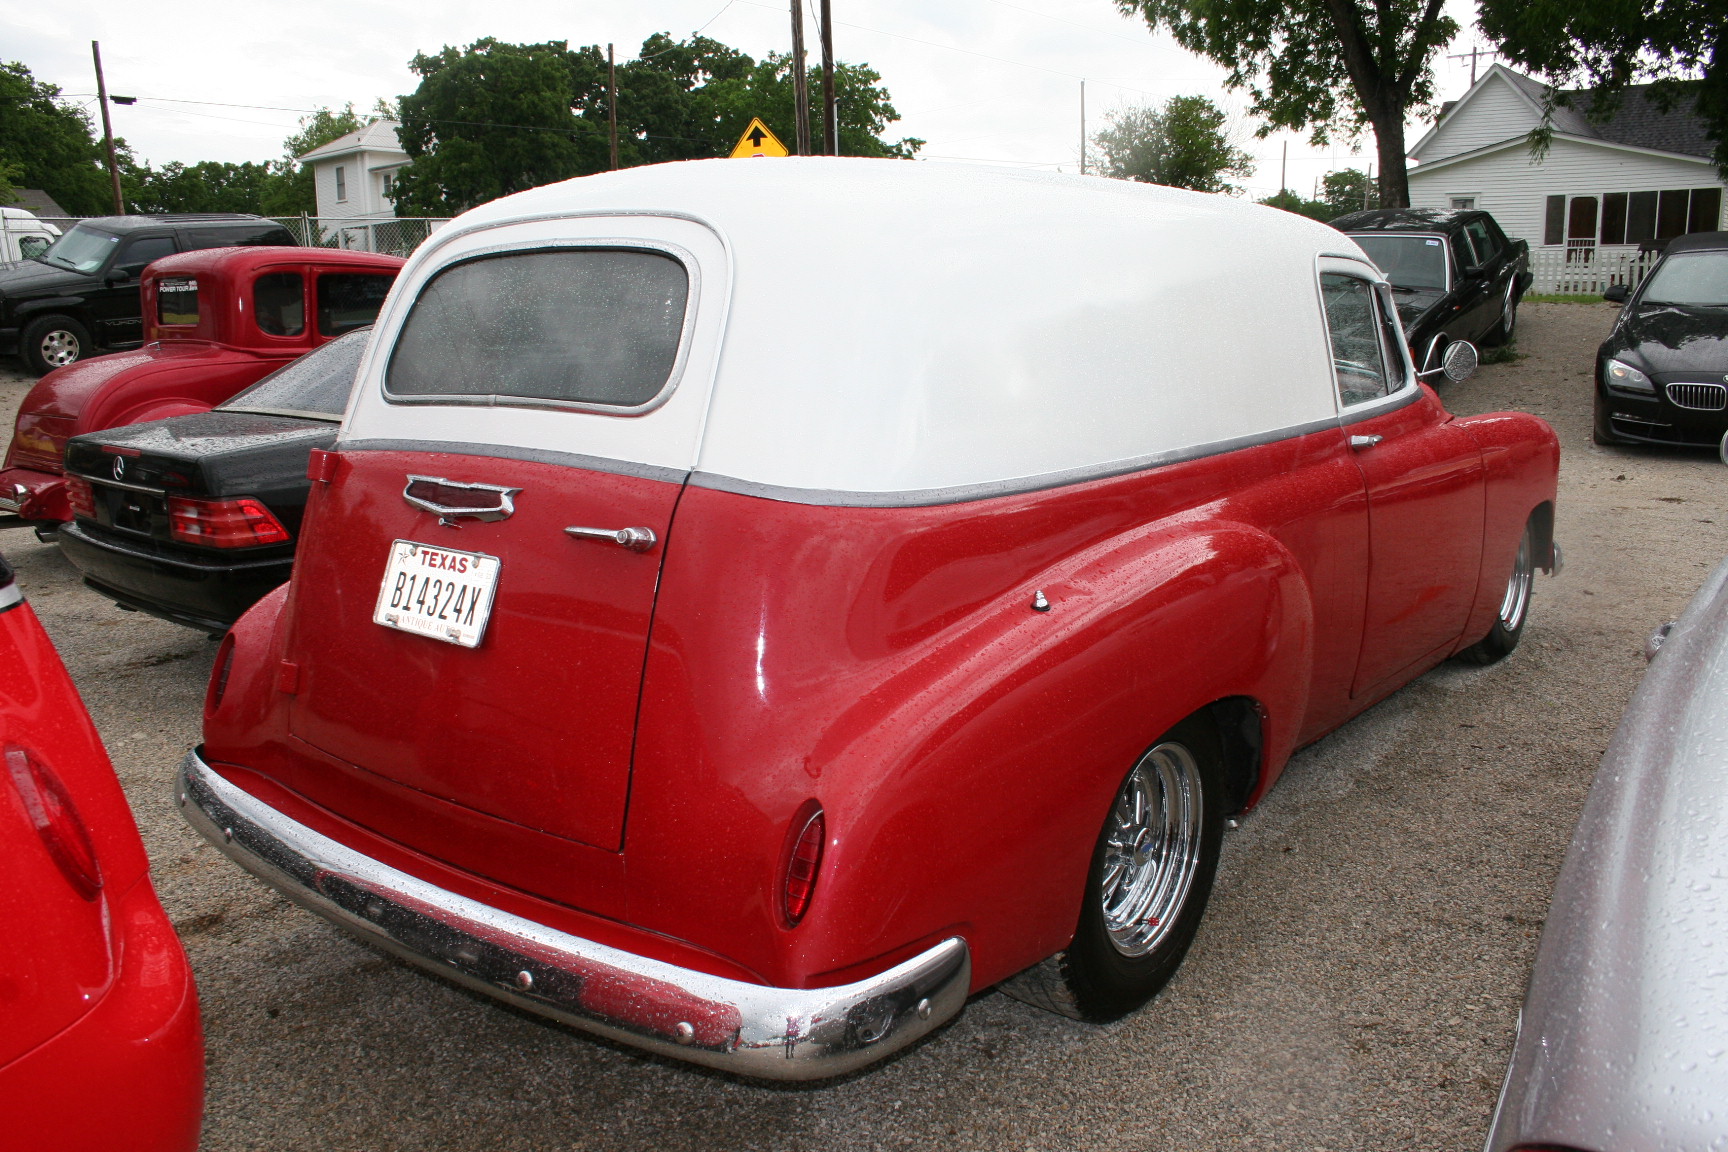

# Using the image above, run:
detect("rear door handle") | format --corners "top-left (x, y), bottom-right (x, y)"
top-left (565, 525), bottom-right (657, 552)
top-left (1349, 435), bottom-right (1383, 451)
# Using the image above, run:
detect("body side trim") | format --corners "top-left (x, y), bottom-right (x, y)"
top-left (333, 439), bottom-right (691, 486)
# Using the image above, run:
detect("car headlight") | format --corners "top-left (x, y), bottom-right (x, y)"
top-left (1606, 359), bottom-right (1655, 394)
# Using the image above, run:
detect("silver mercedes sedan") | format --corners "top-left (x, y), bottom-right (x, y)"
top-left (1486, 555), bottom-right (1728, 1150)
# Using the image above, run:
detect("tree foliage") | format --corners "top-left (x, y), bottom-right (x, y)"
top-left (0, 60), bottom-right (116, 215)
top-left (1477, 0), bottom-right (1728, 178)
top-left (1257, 189), bottom-right (1332, 220)
top-left (1321, 167), bottom-right (1378, 215)
top-left (263, 104), bottom-right (373, 215)
top-left (125, 161), bottom-right (278, 214)
top-left (1114, 0), bottom-right (1457, 208)
top-left (391, 34), bottom-right (921, 215)
top-left (1090, 94), bottom-right (1253, 193)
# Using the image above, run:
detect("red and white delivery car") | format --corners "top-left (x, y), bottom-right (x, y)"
top-left (179, 158), bottom-right (1559, 1078)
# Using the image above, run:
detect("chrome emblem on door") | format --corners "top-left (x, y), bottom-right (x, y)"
top-left (402, 475), bottom-right (522, 526)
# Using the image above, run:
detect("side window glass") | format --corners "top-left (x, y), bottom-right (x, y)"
top-left (1321, 273), bottom-right (1393, 407)
top-left (254, 272), bottom-right (305, 337)
top-left (157, 276), bottom-right (199, 326)
top-left (1464, 219), bottom-right (1498, 263)
top-left (19, 235), bottom-right (49, 259)
top-left (117, 236), bottom-right (176, 275)
top-left (317, 273), bottom-right (393, 336)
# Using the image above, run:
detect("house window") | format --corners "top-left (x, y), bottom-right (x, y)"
top-left (380, 172), bottom-right (394, 199)
top-left (1544, 188), bottom-right (1725, 246)
top-left (1568, 196), bottom-right (1599, 261)
top-left (1450, 196), bottom-right (1476, 210)
top-left (334, 165), bottom-right (347, 202)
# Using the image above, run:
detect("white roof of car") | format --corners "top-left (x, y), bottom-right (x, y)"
top-left (345, 158), bottom-right (1379, 501)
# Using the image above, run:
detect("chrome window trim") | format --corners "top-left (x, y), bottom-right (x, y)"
top-left (380, 237), bottom-right (700, 419)
top-left (335, 438), bottom-right (690, 486)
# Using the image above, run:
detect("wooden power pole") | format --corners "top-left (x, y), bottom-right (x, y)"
top-left (91, 41), bottom-right (124, 214)
top-left (819, 0), bottom-right (837, 155)
top-left (790, 0), bottom-right (811, 155)
top-left (607, 44), bottom-right (620, 170)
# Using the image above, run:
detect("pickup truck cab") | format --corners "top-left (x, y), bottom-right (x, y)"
top-left (0, 246), bottom-right (401, 529)
top-left (182, 159), bottom-right (1559, 1079)
top-left (0, 207), bottom-right (60, 266)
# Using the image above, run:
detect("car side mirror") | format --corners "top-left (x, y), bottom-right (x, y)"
top-left (1603, 283), bottom-right (1629, 303)
top-left (1417, 340), bottom-right (1479, 384)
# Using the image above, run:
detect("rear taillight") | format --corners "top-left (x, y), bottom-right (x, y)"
top-left (783, 808), bottom-right (826, 926)
top-left (168, 496), bottom-right (290, 548)
top-left (6, 745), bottom-right (102, 900)
top-left (65, 476), bottom-right (95, 520)
top-left (206, 632), bottom-right (236, 716)
top-left (8, 413), bottom-right (76, 472)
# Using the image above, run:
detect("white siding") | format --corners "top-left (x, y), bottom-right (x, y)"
top-left (313, 150), bottom-right (399, 220)
top-left (1416, 74), bottom-right (1543, 163)
top-left (1408, 136), bottom-right (1724, 245)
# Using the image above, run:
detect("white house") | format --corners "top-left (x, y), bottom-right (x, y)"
top-left (299, 119), bottom-right (410, 222)
top-left (1407, 65), bottom-right (1724, 275)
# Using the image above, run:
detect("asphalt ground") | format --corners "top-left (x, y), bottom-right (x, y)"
top-left (3, 300), bottom-right (1721, 1151)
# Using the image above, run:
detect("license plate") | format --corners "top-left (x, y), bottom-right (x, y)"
top-left (372, 540), bottom-right (500, 648)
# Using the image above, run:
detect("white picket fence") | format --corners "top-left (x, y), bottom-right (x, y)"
top-left (1529, 246), bottom-right (1661, 295)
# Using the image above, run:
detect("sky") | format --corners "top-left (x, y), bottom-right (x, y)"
top-left (3, 0), bottom-right (1496, 201)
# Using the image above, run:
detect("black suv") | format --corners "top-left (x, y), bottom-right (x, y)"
top-left (1330, 208), bottom-right (1532, 376)
top-left (0, 214), bottom-right (297, 375)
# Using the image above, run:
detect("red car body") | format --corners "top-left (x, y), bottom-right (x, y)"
top-left (0, 246), bottom-right (401, 527)
top-left (182, 161), bottom-right (1561, 1078)
top-left (0, 553), bottom-right (202, 1148)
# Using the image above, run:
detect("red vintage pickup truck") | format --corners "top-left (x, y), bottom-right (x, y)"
top-left (1, 246), bottom-right (401, 530)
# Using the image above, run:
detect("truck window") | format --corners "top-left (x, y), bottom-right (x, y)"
top-left (18, 235), bottom-right (49, 260)
top-left (317, 273), bottom-right (393, 336)
top-left (386, 248), bottom-right (689, 409)
top-left (254, 272), bottom-right (305, 337)
top-left (157, 277), bottom-right (199, 326)
top-left (116, 236), bottom-right (177, 276)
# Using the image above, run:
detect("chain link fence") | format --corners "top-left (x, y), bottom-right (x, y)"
top-left (269, 216), bottom-right (451, 258)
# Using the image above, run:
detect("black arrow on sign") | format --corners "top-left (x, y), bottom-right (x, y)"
top-left (748, 124), bottom-right (768, 146)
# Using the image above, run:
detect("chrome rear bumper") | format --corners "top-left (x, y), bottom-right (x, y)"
top-left (177, 749), bottom-right (970, 1079)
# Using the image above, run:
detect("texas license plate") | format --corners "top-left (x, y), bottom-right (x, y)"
top-left (372, 540), bottom-right (500, 648)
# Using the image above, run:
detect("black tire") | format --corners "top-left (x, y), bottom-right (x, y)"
top-left (1459, 516), bottom-right (1536, 665)
top-left (1002, 713), bottom-right (1227, 1021)
top-left (1484, 282), bottom-right (1519, 347)
top-left (20, 314), bottom-right (91, 376)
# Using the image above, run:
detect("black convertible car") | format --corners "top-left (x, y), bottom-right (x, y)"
top-left (1332, 208), bottom-right (1532, 376)
top-left (55, 327), bottom-right (366, 633)
top-left (1594, 232), bottom-right (1728, 448)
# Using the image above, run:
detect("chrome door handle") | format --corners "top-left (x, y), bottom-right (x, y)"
top-left (565, 525), bottom-right (657, 552)
top-left (1349, 435), bottom-right (1383, 450)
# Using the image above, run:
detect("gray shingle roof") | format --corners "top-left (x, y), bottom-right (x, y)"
top-left (1561, 81), bottom-right (1715, 159)
top-left (4, 188), bottom-right (70, 217)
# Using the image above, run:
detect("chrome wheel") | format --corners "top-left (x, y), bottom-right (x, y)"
top-left (1099, 741), bottom-right (1204, 958)
top-left (39, 328), bottom-right (80, 368)
top-left (1498, 527), bottom-right (1534, 632)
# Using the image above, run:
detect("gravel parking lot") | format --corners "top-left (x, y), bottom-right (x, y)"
top-left (4, 300), bottom-right (1721, 1151)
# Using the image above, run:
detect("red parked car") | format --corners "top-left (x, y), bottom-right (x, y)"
top-left (0, 245), bottom-right (402, 530)
top-left (0, 552), bottom-right (202, 1148)
top-left (180, 160), bottom-right (1560, 1079)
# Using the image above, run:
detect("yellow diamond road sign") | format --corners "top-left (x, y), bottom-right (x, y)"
top-left (731, 117), bottom-right (789, 158)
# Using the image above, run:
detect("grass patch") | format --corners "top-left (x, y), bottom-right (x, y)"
top-left (1479, 343), bottom-right (1525, 365)
top-left (1523, 293), bottom-right (1609, 304)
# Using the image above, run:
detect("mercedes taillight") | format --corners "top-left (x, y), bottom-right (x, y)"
top-left (168, 496), bottom-right (291, 548)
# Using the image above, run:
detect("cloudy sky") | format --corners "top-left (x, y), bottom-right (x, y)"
top-left (5, 0), bottom-right (1492, 199)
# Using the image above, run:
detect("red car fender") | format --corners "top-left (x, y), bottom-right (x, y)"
top-left (1451, 411), bottom-right (1561, 651)
top-left (203, 582), bottom-right (292, 753)
top-left (626, 497), bottom-right (1317, 993)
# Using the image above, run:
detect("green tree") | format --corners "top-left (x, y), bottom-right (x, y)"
top-left (0, 60), bottom-right (115, 215)
top-left (125, 160), bottom-right (277, 214)
top-left (1257, 189), bottom-right (1334, 220)
top-left (1476, 0), bottom-right (1728, 178)
top-left (390, 34), bottom-right (921, 215)
top-left (1321, 167), bottom-right (1378, 216)
top-left (261, 104), bottom-right (372, 216)
top-left (1090, 95), bottom-right (1253, 193)
top-left (1114, 0), bottom-right (1458, 208)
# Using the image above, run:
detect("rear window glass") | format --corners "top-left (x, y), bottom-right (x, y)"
top-left (317, 272), bottom-right (393, 336)
top-left (185, 225), bottom-right (296, 249)
top-left (219, 327), bottom-right (369, 420)
top-left (386, 248), bottom-right (689, 409)
top-left (255, 272), bottom-right (304, 336)
top-left (157, 277), bottom-right (199, 325)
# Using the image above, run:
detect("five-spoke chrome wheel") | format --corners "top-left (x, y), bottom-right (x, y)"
top-left (1099, 740), bottom-right (1205, 958)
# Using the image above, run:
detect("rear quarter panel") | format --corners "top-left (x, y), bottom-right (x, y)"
top-left (1451, 410), bottom-right (1560, 651)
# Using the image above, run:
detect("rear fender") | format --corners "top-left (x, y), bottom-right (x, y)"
top-left (1451, 411), bottom-right (1560, 650)
top-left (202, 582), bottom-right (292, 760)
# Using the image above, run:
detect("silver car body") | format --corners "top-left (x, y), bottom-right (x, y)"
top-left (1487, 556), bottom-right (1728, 1150)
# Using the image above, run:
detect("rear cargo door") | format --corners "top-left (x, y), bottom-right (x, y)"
top-left (283, 217), bottom-right (727, 854)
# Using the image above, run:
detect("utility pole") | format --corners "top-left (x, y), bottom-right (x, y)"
top-left (790, 0), bottom-right (811, 155)
top-left (1078, 79), bottom-right (1086, 175)
top-left (819, 0), bottom-right (837, 155)
top-left (91, 41), bottom-right (124, 215)
top-left (607, 44), bottom-right (619, 170)
top-left (1279, 140), bottom-right (1287, 195)
top-left (1448, 44), bottom-right (1490, 86)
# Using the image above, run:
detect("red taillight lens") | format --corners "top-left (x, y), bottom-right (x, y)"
top-left (168, 496), bottom-right (291, 548)
top-left (65, 476), bottom-right (95, 520)
top-left (206, 632), bottom-right (236, 716)
top-left (8, 412), bottom-right (76, 472)
top-left (783, 808), bottom-right (826, 926)
top-left (6, 745), bottom-right (102, 900)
